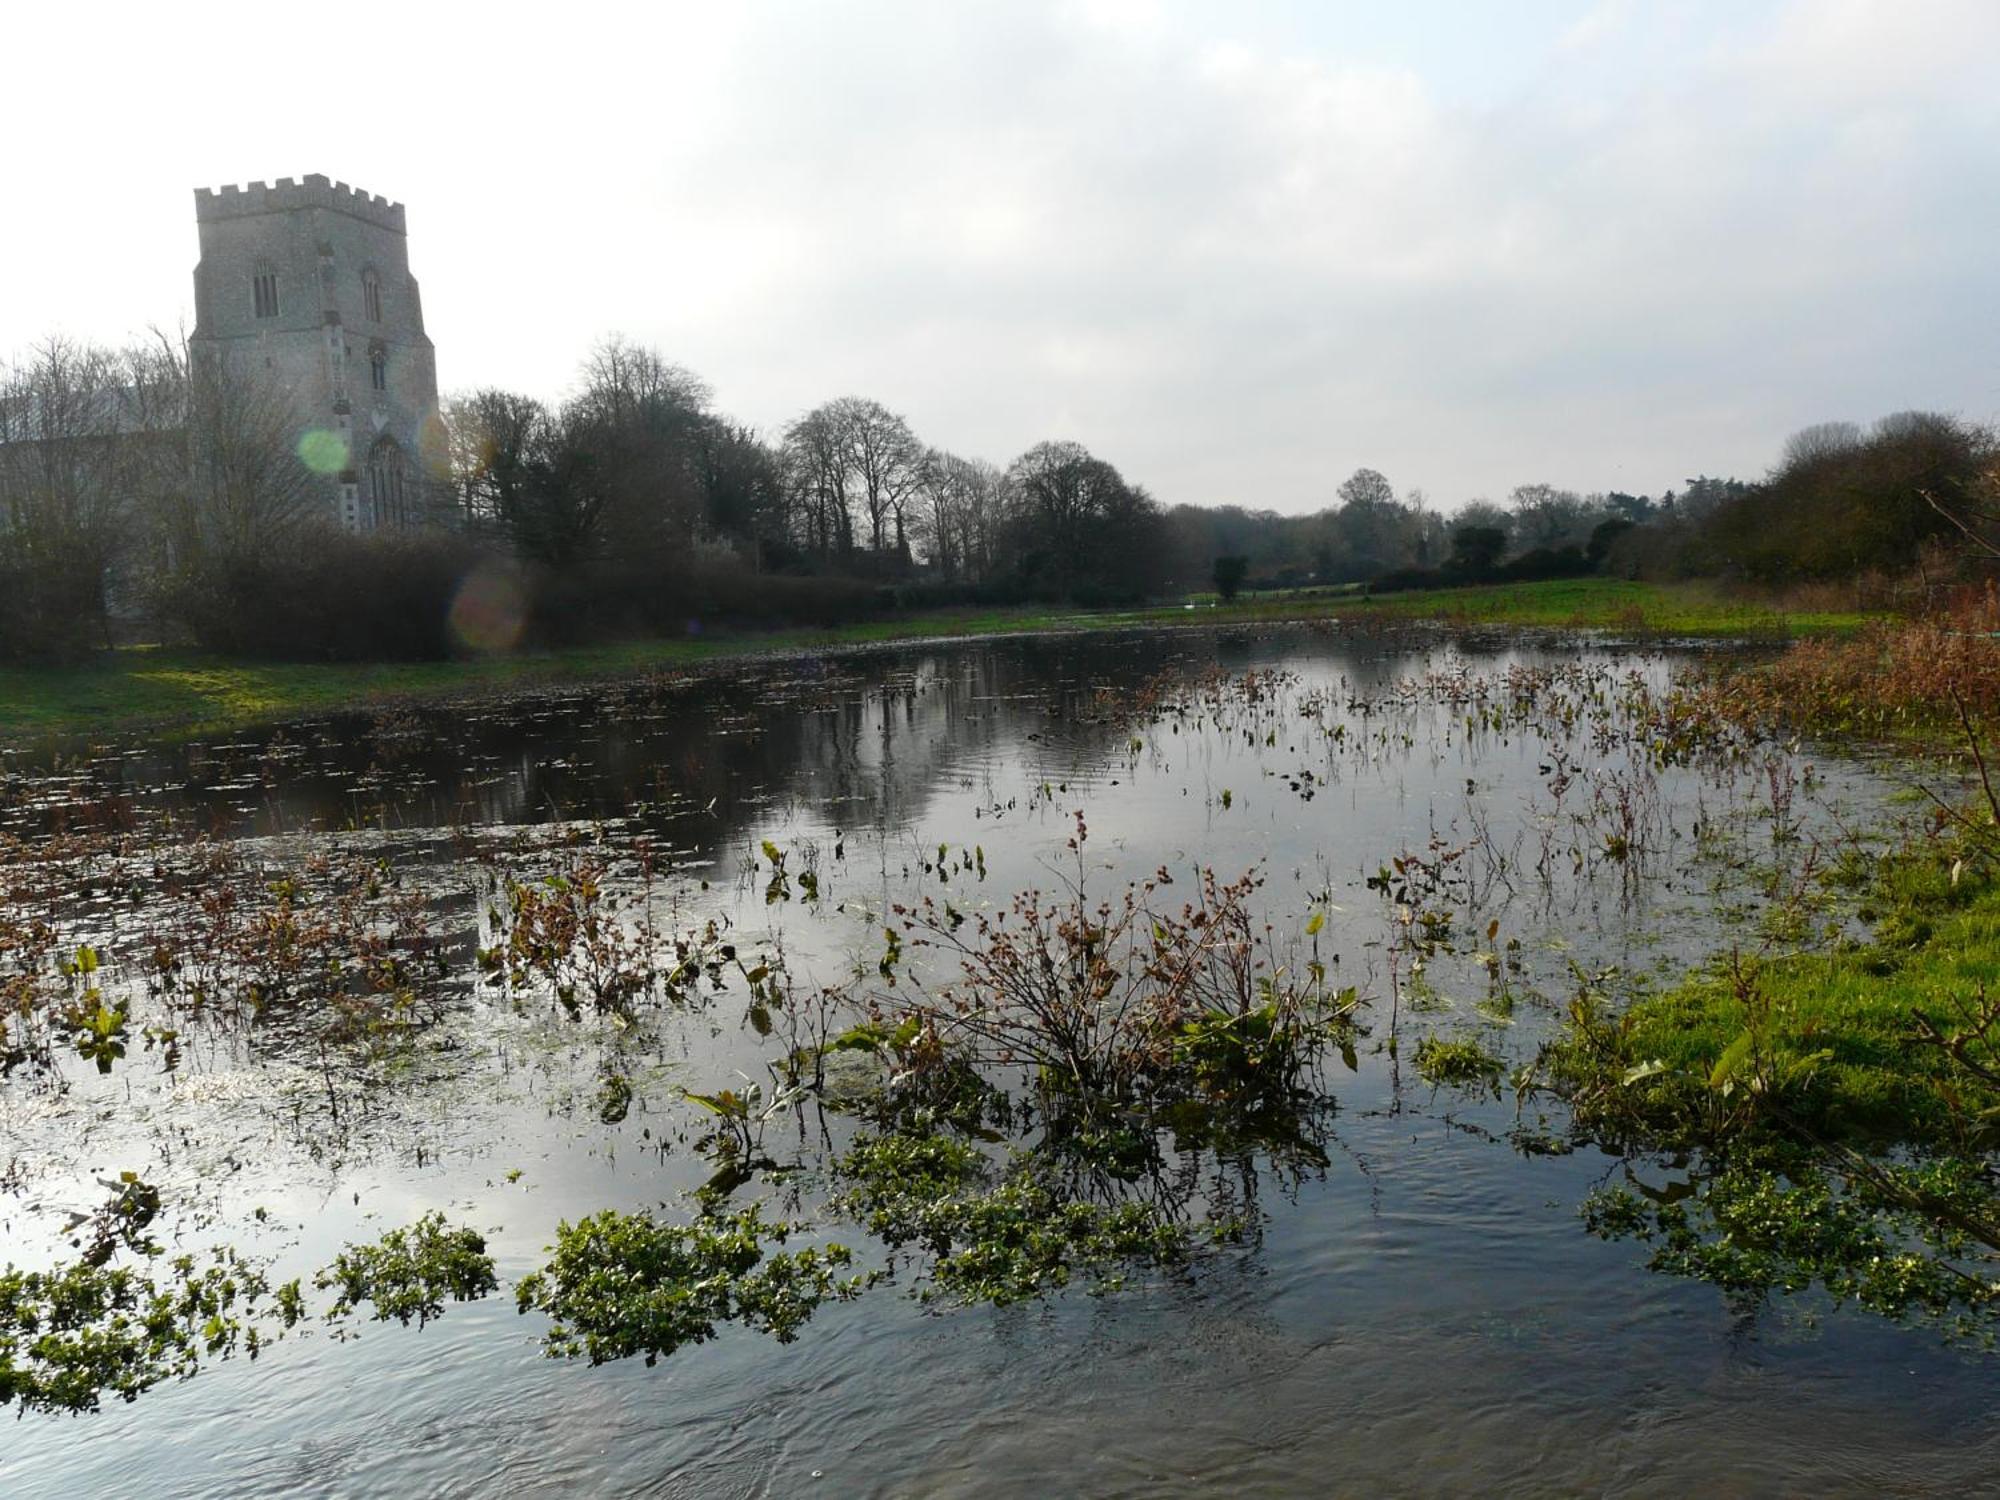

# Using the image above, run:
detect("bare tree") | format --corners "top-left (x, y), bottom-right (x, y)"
top-left (912, 448), bottom-right (1005, 580)
top-left (1507, 482), bottom-right (1602, 551)
top-left (0, 335), bottom-right (180, 650)
top-left (178, 345), bottom-right (322, 559)
top-left (781, 405), bottom-right (855, 560)
top-left (1003, 440), bottom-right (1164, 599)
top-left (569, 336), bottom-right (712, 556)
top-left (847, 399), bottom-right (922, 558)
top-left (446, 388), bottom-right (556, 538)
top-left (1781, 421), bottom-right (1864, 469)
top-left (1333, 467), bottom-right (1408, 575)
top-left (776, 396), bottom-right (925, 564)
top-left (572, 335), bottom-right (712, 426)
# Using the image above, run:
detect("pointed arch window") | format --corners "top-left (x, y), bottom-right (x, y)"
top-left (370, 348), bottom-right (388, 392)
top-left (362, 269), bottom-right (382, 323)
top-left (367, 437), bottom-right (408, 529)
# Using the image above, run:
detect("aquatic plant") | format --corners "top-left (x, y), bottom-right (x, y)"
top-left (0, 909), bottom-right (62, 1077)
top-left (880, 815), bottom-right (1352, 1115)
top-left (64, 1171), bottom-right (163, 1267)
top-left (515, 1203), bottom-right (870, 1364)
top-left (1584, 1151), bottom-right (2000, 1340)
top-left (482, 856), bottom-right (735, 1016)
top-left (1413, 1034), bottom-right (1505, 1088)
top-left (317, 1212), bottom-right (499, 1327)
top-left (0, 1250), bottom-right (299, 1415)
top-left (833, 1131), bottom-right (1231, 1305)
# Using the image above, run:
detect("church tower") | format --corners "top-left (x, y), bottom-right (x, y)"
top-left (190, 175), bottom-right (441, 530)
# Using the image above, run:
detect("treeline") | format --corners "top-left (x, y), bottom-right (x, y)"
top-left (0, 335), bottom-right (1183, 662)
top-left (1159, 471), bottom-right (1734, 595)
top-left (438, 338), bottom-right (1170, 634)
top-left (1162, 412), bottom-right (1997, 599)
top-left (1639, 413), bottom-right (1996, 584)
top-left (2, 327), bottom-right (1994, 666)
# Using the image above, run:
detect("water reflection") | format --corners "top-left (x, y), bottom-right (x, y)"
top-left (3, 626), bottom-right (1995, 1499)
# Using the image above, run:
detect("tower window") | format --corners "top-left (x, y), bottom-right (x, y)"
top-left (370, 351), bottom-right (388, 391)
top-left (363, 270), bottom-right (382, 323)
top-left (368, 439), bottom-right (408, 529)
top-left (253, 272), bottom-right (279, 318)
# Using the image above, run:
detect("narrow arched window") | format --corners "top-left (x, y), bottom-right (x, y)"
top-left (362, 270), bottom-right (382, 323)
top-left (370, 350), bottom-right (388, 392)
top-left (252, 269), bottom-right (279, 318)
top-left (368, 438), bottom-right (407, 528)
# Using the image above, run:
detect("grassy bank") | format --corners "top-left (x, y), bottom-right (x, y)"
top-left (1162, 576), bottom-right (1876, 636)
top-left (1546, 600), bottom-right (2000, 1148)
top-left (0, 578), bottom-right (1874, 744)
top-left (1544, 807), bottom-right (2000, 1332)
top-left (1550, 842), bottom-right (2000, 1148)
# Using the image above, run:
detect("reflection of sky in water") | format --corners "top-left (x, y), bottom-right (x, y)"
top-left (3, 627), bottom-right (1994, 1498)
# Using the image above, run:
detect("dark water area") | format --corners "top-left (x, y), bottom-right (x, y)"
top-left (2, 625), bottom-right (1996, 1498)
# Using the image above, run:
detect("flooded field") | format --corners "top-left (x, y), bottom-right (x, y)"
top-left (3, 624), bottom-right (1996, 1497)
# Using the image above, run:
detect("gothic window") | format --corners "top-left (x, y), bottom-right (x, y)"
top-left (253, 270), bottom-right (279, 318)
top-left (367, 438), bottom-right (408, 529)
top-left (362, 270), bottom-right (382, 323)
top-left (370, 350), bottom-right (388, 392)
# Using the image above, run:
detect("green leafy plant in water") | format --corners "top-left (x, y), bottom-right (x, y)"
top-left (1583, 1150), bottom-right (2000, 1340)
top-left (834, 1132), bottom-right (1231, 1306)
top-left (317, 1212), bottom-right (499, 1327)
top-left (514, 1203), bottom-right (871, 1365)
top-left (811, 1018), bottom-right (1006, 1134)
top-left (1166, 992), bottom-right (1348, 1107)
top-left (760, 841), bottom-right (792, 905)
top-left (55, 945), bottom-right (128, 1075)
top-left (683, 1083), bottom-right (766, 1157)
top-left (1413, 1034), bottom-right (1506, 1088)
top-left (0, 1250), bottom-right (299, 1415)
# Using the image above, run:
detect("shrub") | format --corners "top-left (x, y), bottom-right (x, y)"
top-left (164, 528), bottom-right (484, 660)
top-left (0, 559), bottom-right (107, 664)
top-left (1212, 554), bottom-right (1250, 602)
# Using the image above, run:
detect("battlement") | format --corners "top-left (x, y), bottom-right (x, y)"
top-left (194, 174), bottom-right (406, 233)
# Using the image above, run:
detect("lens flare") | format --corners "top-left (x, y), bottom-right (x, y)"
top-left (296, 428), bottom-right (350, 475)
top-left (448, 564), bottom-right (529, 654)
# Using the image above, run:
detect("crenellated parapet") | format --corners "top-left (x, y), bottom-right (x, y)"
top-left (194, 173), bottom-right (406, 233)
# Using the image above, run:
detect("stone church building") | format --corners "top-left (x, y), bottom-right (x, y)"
top-left (191, 174), bottom-right (440, 531)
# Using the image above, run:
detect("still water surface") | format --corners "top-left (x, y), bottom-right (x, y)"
top-left (3, 625), bottom-right (1996, 1497)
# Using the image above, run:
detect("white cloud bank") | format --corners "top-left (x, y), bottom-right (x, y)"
top-left (2, 0), bottom-right (1996, 509)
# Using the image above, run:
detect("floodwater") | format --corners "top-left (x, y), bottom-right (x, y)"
top-left (2, 624), bottom-right (1996, 1498)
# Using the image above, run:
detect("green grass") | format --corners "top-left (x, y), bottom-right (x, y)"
top-left (1160, 576), bottom-right (1875, 636)
top-left (0, 579), bottom-right (1877, 744)
top-left (1552, 844), bottom-right (2000, 1147)
top-left (1556, 835), bottom-right (2000, 1338)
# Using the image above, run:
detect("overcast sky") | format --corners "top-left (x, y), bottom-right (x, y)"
top-left (5, 0), bottom-right (1997, 512)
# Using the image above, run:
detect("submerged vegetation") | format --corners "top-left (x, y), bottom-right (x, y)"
top-left (833, 1132), bottom-right (1226, 1305)
top-left (1583, 1153), bottom-right (2000, 1339)
top-left (8, 616), bottom-right (2000, 1428)
top-left (0, 1248), bottom-right (295, 1416)
top-left (515, 1204), bottom-right (870, 1364)
top-left (1525, 605), bottom-right (2000, 1334)
top-left (318, 1213), bottom-right (499, 1328)
top-left (1413, 1034), bottom-right (1506, 1088)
